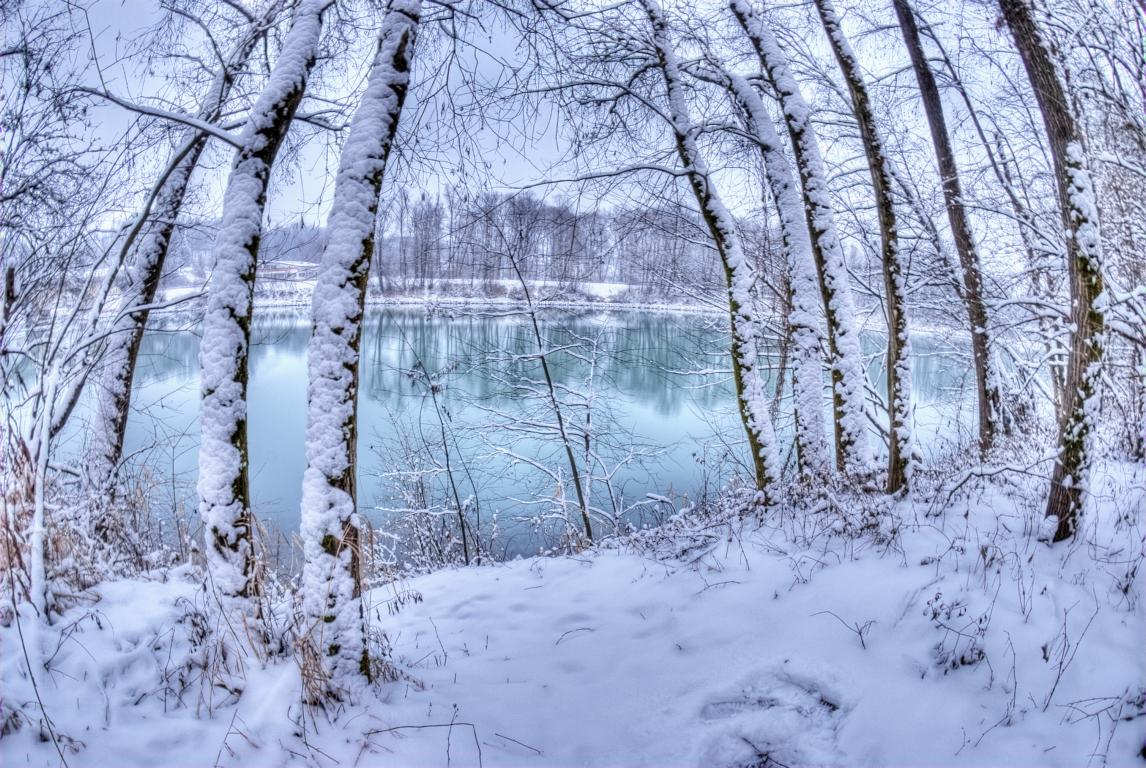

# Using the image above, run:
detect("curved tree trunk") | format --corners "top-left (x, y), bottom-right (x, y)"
top-left (731, 0), bottom-right (873, 480)
top-left (892, 0), bottom-right (1004, 459)
top-left (812, 0), bottom-right (912, 494)
top-left (199, 0), bottom-right (328, 600)
top-left (998, 0), bottom-right (1105, 542)
top-left (913, 19), bottom-right (1065, 420)
top-left (300, 0), bottom-right (420, 691)
top-left (88, 6), bottom-right (275, 503)
top-left (723, 72), bottom-right (830, 478)
top-left (642, 0), bottom-right (781, 502)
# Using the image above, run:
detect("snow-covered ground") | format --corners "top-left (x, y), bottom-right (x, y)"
top-left (157, 277), bottom-right (724, 316)
top-left (2, 464), bottom-right (1143, 767)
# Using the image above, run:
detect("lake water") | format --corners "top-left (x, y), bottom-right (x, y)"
top-left (83, 307), bottom-right (972, 561)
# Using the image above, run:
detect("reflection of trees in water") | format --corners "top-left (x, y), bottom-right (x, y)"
top-left (134, 308), bottom-right (743, 427)
top-left (134, 311), bottom-right (312, 385)
top-left (134, 330), bottom-right (200, 384)
top-left (123, 308), bottom-right (969, 558)
top-left (360, 308), bottom-right (732, 416)
top-left (133, 308), bottom-right (965, 415)
top-left (123, 308), bottom-right (747, 559)
top-left (353, 308), bottom-right (729, 556)
top-left (860, 331), bottom-right (969, 406)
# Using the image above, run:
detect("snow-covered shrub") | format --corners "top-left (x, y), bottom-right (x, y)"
top-left (925, 591), bottom-right (989, 673)
top-left (366, 428), bottom-right (487, 575)
top-left (2, 438), bottom-right (191, 620)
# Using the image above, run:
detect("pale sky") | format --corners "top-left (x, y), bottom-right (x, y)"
top-left (71, 0), bottom-right (1031, 281)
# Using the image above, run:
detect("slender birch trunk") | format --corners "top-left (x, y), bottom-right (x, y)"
top-left (642, 0), bottom-right (781, 501)
top-left (512, 263), bottom-right (595, 540)
top-left (199, 0), bottom-right (328, 600)
top-left (731, 0), bottom-right (873, 479)
top-left (813, 0), bottom-right (912, 493)
top-left (892, 0), bottom-right (1004, 458)
top-left (998, 0), bottom-right (1106, 541)
top-left (300, 0), bottom-right (420, 689)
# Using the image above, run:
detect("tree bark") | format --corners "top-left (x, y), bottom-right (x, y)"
top-left (912, 21), bottom-right (1065, 420)
top-left (813, 0), bottom-right (912, 493)
top-left (1134, 343), bottom-right (1146, 461)
top-left (893, 0), bottom-right (1004, 459)
top-left (300, 0), bottom-right (420, 689)
top-left (199, 0), bottom-right (327, 600)
top-left (998, 0), bottom-right (1106, 541)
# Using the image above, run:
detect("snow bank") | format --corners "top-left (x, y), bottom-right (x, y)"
top-left (3, 464), bottom-right (1143, 766)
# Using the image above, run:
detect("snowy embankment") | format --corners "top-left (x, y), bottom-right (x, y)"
top-left (157, 278), bottom-right (726, 317)
top-left (2, 465), bottom-right (1143, 767)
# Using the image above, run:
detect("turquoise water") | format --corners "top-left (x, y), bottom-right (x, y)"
top-left (76, 306), bottom-right (969, 559)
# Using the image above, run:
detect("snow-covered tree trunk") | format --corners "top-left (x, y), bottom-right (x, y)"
top-left (724, 72), bottom-right (830, 478)
top-left (640, 0), bottom-right (781, 502)
top-left (999, 0), bottom-right (1106, 542)
top-left (199, 0), bottom-right (328, 600)
top-left (893, 0), bottom-right (1004, 458)
top-left (812, 0), bottom-right (912, 493)
top-left (301, 0), bottom-right (420, 690)
top-left (87, 9), bottom-right (272, 503)
top-left (731, 0), bottom-right (873, 480)
top-left (1134, 343), bottom-right (1146, 461)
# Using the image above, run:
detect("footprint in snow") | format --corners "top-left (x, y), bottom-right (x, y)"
top-left (696, 659), bottom-right (852, 768)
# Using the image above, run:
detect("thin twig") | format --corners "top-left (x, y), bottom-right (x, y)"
top-left (493, 731), bottom-right (543, 755)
